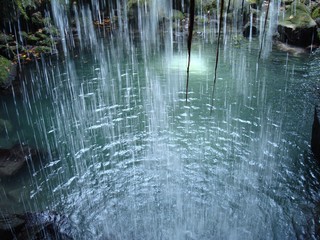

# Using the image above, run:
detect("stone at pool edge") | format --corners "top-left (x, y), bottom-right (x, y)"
top-left (278, 2), bottom-right (319, 47)
top-left (0, 211), bottom-right (76, 240)
top-left (0, 144), bottom-right (44, 177)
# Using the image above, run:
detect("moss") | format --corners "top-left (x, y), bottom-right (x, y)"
top-left (0, 33), bottom-right (14, 44)
top-left (312, 7), bottom-right (320, 19)
top-left (31, 11), bottom-right (44, 26)
top-left (282, 0), bottom-right (294, 4)
top-left (19, 31), bottom-right (29, 39)
top-left (0, 56), bottom-right (12, 86)
top-left (202, 0), bottom-right (217, 13)
top-left (33, 46), bottom-right (52, 53)
top-left (279, 2), bottom-right (316, 29)
top-left (246, 0), bottom-right (263, 5)
top-left (43, 26), bottom-right (60, 36)
top-left (35, 32), bottom-right (48, 40)
top-left (27, 34), bottom-right (40, 42)
top-left (172, 10), bottom-right (184, 21)
top-left (127, 0), bottom-right (150, 10)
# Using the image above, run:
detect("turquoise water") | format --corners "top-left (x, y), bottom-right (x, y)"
top-left (0, 31), bottom-right (319, 239)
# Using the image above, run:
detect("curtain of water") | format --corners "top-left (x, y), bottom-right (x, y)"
top-left (1, 1), bottom-right (319, 239)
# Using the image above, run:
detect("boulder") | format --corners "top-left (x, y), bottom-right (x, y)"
top-left (0, 211), bottom-right (76, 240)
top-left (278, 2), bottom-right (319, 47)
top-left (274, 40), bottom-right (308, 55)
top-left (0, 144), bottom-right (44, 177)
top-left (243, 22), bottom-right (259, 38)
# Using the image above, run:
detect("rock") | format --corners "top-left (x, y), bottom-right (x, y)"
top-left (278, 2), bottom-right (319, 47)
top-left (31, 12), bottom-right (45, 28)
top-left (0, 55), bottom-right (16, 89)
top-left (246, 0), bottom-right (263, 9)
top-left (311, 107), bottom-right (320, 159)
top-left (0, 33), bottom-right (14, 45)
top-left (274, 40), bottom-right (308, 55)
top-left (0, 213), bottom-right (25, 240)
top-left (172, 9), bottom-right (185, 21)
top-left (315, 17), bottom-right (320, 27)
top-left (0, 144), bottom-right (44, 177)
top-left (243, 22), bottom-right (259, 38)
top-left (0, 119), bottom-right (13, 135)
top-left (0, 211), bottom-right (76, 240)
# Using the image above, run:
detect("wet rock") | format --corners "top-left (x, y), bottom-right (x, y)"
top-left (0, 119), bottom-right (13, 135)
top-left (0, 211), bottom-right (76, 240)
top-left (0, 55), bottom-right (16, 89)
top-left (278, 2), bottom-right (319, 47)
top-left (243, 22), bottom-right (259, 38)
top-left (274, 40), bottom-right (308, 55)
top-left (311, 107), bottom-right (320, 159)
top-left (0, 33), bottom-right (14, 45)
top-left (0, 144), bottom-right (44, 177)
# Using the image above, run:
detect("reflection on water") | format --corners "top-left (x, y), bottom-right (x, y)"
top-left (0, 29), bottom-right (319, 239)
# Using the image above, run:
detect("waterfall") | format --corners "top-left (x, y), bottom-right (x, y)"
top-left (0, 0), bottom-right (319, 239)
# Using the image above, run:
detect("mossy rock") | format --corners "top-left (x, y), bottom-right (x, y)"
top-left (19, 31), bottom-right (28, 39)
top-left (201, 0), bottom-right (217, 13)
top-left (26, 34), bottom-right (40, 45)
top-left (33, 46), bottom-right (52, 54)
top-left (39, 38), bottom-right (55, 47)
top-left (282, 0), bottom-right (294, 4)
top-left (172, 10), bottom-right (184, 21)
top-left (34, 31), bottom-right (49, 40)
top-left (279, 2), bottom-right (316, 29)
top-left (127, 0), bottom-right (150, 10)
top-left (43, 26), bottom-right (60, 36)
top-left (0, 33), bottom-right (13, 44)
top-left (246, 0), bottom-right (263, 6)
top-left (0, 55), bottom-right (14, 87)
top-left (31, 11), bottom-right (45, 27)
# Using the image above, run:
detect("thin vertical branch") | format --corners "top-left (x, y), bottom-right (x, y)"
top-left (186, 0), bottom-right (195, 103)
top-left (210, 0), bottom-right (224, 111)
top-left (241, 0), bottom-right (245, 14)
top-left (227, 0), bottom-right (231, 13)
top-left (259, 0), bottom-right (271, 59)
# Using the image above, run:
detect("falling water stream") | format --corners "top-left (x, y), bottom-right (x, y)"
top-left (0, 1), bottom-right (320, 239)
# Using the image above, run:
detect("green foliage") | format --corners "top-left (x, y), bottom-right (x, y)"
top-left (127, 0), bottom-right (150, 10)
top-left (0, 55), bottom-right (12, 86)
top-left (32, 46), bottom-right (52, 53)
top-left (16, 0), bottom-right (30, 20)
top-left (246, 0), bottom-right (263, 5)
top-left (311, 6), bottom-right (320, 20)
top-left (201, 0), bottom-right (217, 13)
top-left (0, 0), bottom-right (44, 22)
top-left (0, 33), bottom-right (14, 44)
top-left (172, 9), bottom-right (185, 20)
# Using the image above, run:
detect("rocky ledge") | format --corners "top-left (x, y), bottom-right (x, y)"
top-left (0, 144), bottom-right (46, 177)
top-left (0, 211), bottom-right (77, 240)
